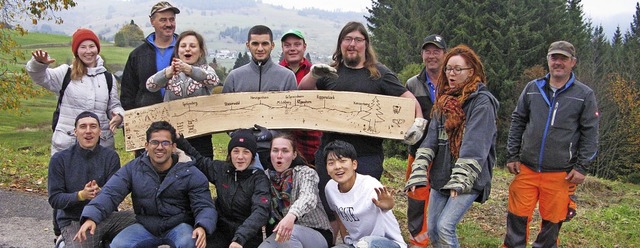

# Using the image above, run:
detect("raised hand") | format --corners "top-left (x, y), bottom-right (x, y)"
top-left (372, 187), bottom-right (395, 211)
top-left (31, 50), bottom-right (56, 64)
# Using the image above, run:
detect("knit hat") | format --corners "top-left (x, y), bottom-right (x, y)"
top-left (421, 34), bottom-right (446, 50)
top-left (228, 129), bottom-right (258, 158)
top-left (71, 28), bottom-right (100, 55)
top-left (547, 41), bottom-right (576, 58)
top-left (74, 111), bottom-right (100, 127)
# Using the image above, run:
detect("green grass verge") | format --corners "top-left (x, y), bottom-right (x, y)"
top-left (2, 97), bottom-right (640, 247)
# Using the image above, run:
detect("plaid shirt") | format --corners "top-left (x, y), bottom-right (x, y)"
top-left (280, 58), bottom-right (322, 164)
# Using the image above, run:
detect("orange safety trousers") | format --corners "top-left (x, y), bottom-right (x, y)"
top-left (504, 165), bottom-right (576, 248)
top-left (405, 154), bottom-right (430, 247)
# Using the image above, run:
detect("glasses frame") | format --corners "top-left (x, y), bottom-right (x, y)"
top-left (445, 67), bottom-right (473, 75)
top-left (342, 36), bottom-right (366, 45)
top-left (148, 140), bottom-right (173, 147)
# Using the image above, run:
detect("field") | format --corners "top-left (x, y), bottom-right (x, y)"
top-left (2, 32), bottom-right (639, 247)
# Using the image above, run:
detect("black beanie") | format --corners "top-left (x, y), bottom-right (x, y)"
top-left (228, 129), bottom-right (257, 158)
top-left (75, 111), bottom-right (100, 127)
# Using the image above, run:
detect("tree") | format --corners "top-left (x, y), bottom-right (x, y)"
top-left (0, 0), bottom-right (77, 111)
top-left (114, 20), bottom-right (144, 47)
top-left (232, 52), bottom-right (250, 70)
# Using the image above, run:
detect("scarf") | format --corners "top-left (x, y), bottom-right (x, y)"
top-left (435, 75), bottom-right (480, 160)
top-left (269, 168), bottom-right (295, 223)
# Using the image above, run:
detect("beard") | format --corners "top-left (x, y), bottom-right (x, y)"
top-left (343, 54), bottom-right (362, 68)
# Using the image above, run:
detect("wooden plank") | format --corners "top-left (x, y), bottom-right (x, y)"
top-left (123, 90), bottom-right (415, 151)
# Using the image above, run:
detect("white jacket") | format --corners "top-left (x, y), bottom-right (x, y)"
top-left (26, 55), bottom-right (125, 155)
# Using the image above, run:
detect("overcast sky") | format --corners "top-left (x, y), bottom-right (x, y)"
top-left (262, 0), bottom-right (639, 38)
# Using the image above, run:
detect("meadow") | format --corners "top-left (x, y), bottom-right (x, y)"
top-left (1, 32), bottom-right (639, 247)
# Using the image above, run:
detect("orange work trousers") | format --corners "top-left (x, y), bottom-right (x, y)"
top-left (504, 165), bottom-right (576, 248)
top-left (405, 154), bottom-right (430, 247)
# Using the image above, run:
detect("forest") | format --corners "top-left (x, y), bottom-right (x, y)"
top-left (367, 0), bottom-right (640, 183)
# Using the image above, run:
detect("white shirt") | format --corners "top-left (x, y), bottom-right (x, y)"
top-left (325, 174), bottom-right (407, 247)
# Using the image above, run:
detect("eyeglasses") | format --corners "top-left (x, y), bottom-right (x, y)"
top-left (445, 67), bottom-right (473, 75)
top-left (342, 36), bottom-right (366, 45)
top-left (149, 140), bottom-right (172, 147)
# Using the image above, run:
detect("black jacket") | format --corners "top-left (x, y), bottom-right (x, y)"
top-left (120, 33), bottom-right (177, 110)
top-left (177, 137), bottom-right (270, 247)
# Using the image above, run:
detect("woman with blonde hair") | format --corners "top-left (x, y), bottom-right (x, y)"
top-left (26, 28), bottom-right (124, 155)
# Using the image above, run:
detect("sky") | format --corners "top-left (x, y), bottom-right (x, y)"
top-left (262, 0), bottom-right (639, 38)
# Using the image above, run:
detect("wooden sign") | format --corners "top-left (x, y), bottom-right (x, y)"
top-left (123, 90), bottom-right (415, 151)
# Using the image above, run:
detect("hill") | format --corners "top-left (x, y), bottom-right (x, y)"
top-left (16, 0), bottom-right (367, 64)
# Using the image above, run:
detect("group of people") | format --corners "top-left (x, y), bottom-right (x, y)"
top-left (27, 1), bottom-right (599, 247)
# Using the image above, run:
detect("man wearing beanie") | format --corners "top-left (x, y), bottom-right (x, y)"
top-left (121, 1), bottom-right (180, 157)
top-left (177, 128), bottom-right (270, 247)
top-left (48, 112), bottom-right (135, 247)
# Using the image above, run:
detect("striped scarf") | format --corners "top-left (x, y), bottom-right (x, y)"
top-left (435, 76), bottom-right (480, 160)
top-left (269, 168), bottom-right (294, 223)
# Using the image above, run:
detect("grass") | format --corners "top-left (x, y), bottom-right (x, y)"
top-left (1, 96), bottom-right (640, 247)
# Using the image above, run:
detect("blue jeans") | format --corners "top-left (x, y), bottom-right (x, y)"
top-left (333, 235), bottom-right (401, 248)
top-left (427, 189), bottom-right (478, 248)
top-left (110, 223), bottom-right (195, 248)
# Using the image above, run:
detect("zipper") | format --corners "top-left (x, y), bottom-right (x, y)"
top-left (550, 102), bottom-right (559, 126)
top-left (569, 142), bottom-right (573, 160)
top-left (258, 61), bottom-right (263, 91)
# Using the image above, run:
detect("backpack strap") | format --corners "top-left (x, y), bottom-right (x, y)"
top-left (104, 71), bottom-right (113, 95)
top-left (57, 68), bottom-right (72, 108)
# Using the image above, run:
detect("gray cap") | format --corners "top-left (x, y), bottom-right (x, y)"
top-left (547, 41), bottom-right (576, 58)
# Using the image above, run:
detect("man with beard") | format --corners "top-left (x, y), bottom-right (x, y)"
top-left (298, 21), bottom-right (425, 239)
top-left (120, 1), bottom-right (180, 157)
top-left (223, 25), bottom-right (297, 170)
top-left (404, 34), bottom-right (447, 248)
top-left (503, 41), bottom-right (599, 247)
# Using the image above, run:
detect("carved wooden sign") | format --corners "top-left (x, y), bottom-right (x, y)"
top-left (123, 90), bottom-right (415, 151)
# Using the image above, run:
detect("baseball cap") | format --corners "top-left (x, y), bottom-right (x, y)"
top-left (547, 41), bottom-right (576, 58)
top-left (421, 34), bottom-right (446, 50)
top-left (149, 1), bottom-right (180, 17)
top-left (281, 29), bottom-right (305, 42)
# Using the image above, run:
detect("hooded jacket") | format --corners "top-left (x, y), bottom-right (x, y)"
top-left (419, 83), bottom-right (499, 203)
top-left (80, 155), bottom-right (217, 236)
top-left (177, 137), bottom-right (271, 246)
top-left (26, 55), bottom-right (124, 155)
top-left (507, 73), bottom-right (599, 174)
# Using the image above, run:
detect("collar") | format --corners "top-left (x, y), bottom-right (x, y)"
top-left (146, 32), bottom-right (178, 49)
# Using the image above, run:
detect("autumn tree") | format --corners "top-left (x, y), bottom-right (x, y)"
top-left (0, 0), bottom-right (76, 111)
top-left (114, 20), bottom-right (144, 47)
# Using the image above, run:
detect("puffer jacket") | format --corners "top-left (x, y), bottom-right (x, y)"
top-left (26, 55), bottom-right (124, 155)
top-left (419, 83), bottom-right (499, 203)
top-left (177, 137), bottom-right (270, 246)
top-left (80, 155), bottom-right (217, 236)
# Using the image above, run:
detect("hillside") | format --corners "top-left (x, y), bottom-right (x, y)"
top-left (16, 0), bottom-right (367, 63)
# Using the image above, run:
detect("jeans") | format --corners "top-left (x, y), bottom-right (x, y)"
top-left (332, 235), bottom-right (401, 248)
top-left (259, 224), bottom-right (328, 248)
top-left (427, 189), bottom-right (478, 248)
top-left (110, 223), bottom-right (195, 248)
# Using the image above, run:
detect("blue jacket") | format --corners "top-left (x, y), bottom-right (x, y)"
top-left (48, 143), bottom-right (120, 229)
top-left (81, 155), bottom-right (217, 236)
top-left (507, 73), bottom-right (599, 174)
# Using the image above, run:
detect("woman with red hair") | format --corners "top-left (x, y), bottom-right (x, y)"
top-left (405, 45), bottom-right (499, 248)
